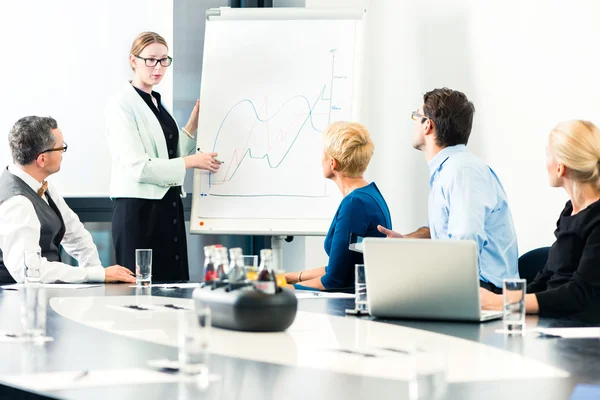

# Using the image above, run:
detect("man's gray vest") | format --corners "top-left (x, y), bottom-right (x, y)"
top-left (0, 168), bottom-right (65, 283)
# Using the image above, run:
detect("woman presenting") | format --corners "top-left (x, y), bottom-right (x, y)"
top-left (106, 32), bottom-right (220, 281)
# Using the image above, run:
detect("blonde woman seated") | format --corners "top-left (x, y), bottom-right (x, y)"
top-left (481, 120), bottom-right (600, 318)
top-left (285, 122), bottom-right (392, 291)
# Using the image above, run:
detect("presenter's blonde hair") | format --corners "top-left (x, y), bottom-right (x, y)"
top-left (323, 121), bottom-right (374, 178)
top-left (129, 32), bottom-right (169, 71)
top-left (548, 120), bottom-right (600, 189)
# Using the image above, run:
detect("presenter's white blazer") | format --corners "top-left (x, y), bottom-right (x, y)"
top-left (105, 83), bottom-right (196, 199)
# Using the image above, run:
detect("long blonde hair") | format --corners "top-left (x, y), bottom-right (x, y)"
top-left (129, 32), bottom-right (168, 71)
top-left (323, 121), bottom-right (375, 178)
top-left (548, 120), bottom-right (600, 193)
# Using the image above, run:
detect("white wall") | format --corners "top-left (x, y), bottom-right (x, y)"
top-left (465, 0), bottom-right (600, 253)
top-left (366, 0), bottom-right (600, 254)
top-left (0, 0), bottom-right (173, 197)
top-left (293, 0), bottom-right (600, 270)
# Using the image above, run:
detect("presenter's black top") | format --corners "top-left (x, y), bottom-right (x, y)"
top-left (111, 87), bottom-right (189, 282)
top-left (529, 200), bottom-right (600, 318)
top-left (133, 87), bottom-right (179, 158)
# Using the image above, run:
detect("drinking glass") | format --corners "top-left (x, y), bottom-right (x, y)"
top-left (136, 249), bottom-right (153, 286)
top-left (243, 255), bottom-right (259, 281)
top-left (178, 307), bottom-right (211, 376)
top-left (503, 278), bottom-right (526, 334)
top-left (24, 251), bottom-right (42, 283)
top-left (355, 264), bottom-right (368, 312)
top-left (20, 286), bottom-right (47, 340)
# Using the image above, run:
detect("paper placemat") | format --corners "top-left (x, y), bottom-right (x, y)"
top-left (127, 283), bottom-right (201, 289)
top-left (0, 368), bottom-right (187, 391)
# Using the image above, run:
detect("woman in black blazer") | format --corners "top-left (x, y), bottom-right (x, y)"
top-left (481, 120), bottom-right (600, 318)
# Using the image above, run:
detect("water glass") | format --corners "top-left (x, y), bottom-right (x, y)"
top-left (20, 285), bottom-right (47, 339)
top-left (503, 278), bottom-right (526, 333)
top-left (355, 264), bottom-right (368, 312)
top-left (242, 255), bottom-right (258, 268)
top-left (135, 249), bottom-right (152, 286)
top-left (24, 251), bottom-right (42, 283)
top-left (178, 307), bottom-right (211, 376)
top-left (243, 255), bottom-right (258, 281)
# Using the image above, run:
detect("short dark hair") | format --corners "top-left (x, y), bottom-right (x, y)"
top-left (423, 88), bottom-right (475, 147)
top-left (8, 116), bottom-right (58, 165)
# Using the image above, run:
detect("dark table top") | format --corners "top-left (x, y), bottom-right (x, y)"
top-left (0, 284), bottom-right (598, 400)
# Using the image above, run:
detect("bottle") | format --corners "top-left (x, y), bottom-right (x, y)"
top-left (214, 247), bottom-right (229, 281)
top-left (227, 248), bottom-right (246, 283)
top-left (255, 249), bottom-right (277, 294)
top-left (203, 245), bottom-right (218, 283)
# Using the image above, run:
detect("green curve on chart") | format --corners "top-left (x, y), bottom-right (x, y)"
top-left (209, 85), bottom-right (329, 187)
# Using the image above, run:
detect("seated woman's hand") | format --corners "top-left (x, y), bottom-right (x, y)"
top-left (284, 272), bottom-right (298, 284)
top-left (479, 288), bottom-right (502, 310)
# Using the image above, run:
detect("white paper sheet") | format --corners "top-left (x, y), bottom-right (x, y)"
top-left (0, 368), bottom-right (183, 391)
top-left (0, 331), bottom-right (53, 343)
top-left (106, 303), bottom-right (193, 313)
top-left (534, 327), bottom-right (600, 339)
top-left (127, 283), bottom-right (201, 289)
top-left (295, 291), bottom-right (355, 299)
top-left (1, 284), bottom-right (101, 290)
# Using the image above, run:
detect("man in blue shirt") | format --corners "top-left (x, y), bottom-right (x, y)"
top-left (378, 88), bottom-right (518, 293)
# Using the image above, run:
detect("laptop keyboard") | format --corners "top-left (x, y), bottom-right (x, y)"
top-left (480, 310), bottom-right (503, 321)
top-left (481, 310), bottom-right (500, 317)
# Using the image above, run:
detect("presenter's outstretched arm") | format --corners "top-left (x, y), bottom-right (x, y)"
top-left (183, 100), bottom-right (200, 137)
top-left (377, 225), bottom-right (430, 239)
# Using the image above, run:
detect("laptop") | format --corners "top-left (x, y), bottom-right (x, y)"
top-left (362, 238), bottom-right (503, 322)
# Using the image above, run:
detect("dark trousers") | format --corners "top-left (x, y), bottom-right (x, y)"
top-left (480, 280), bottom-right (502, 294)
top-left (112, 187), bottom-right (189, 282)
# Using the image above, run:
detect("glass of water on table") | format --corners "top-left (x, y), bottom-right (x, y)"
top-left (178, 306), bottom-right (211, 376)
top-left (136, 249), bottom-right (152, 286)
top-left (503, 278), bottom-right (527, 334)
top-left (345, 264), bottom-right (369, 315)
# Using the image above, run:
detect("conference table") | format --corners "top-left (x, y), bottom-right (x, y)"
top-left (0, 284), bottom-right (598, 400)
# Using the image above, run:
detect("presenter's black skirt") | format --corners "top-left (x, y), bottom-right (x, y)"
top-left (112, 187), bottom-right (189, 282)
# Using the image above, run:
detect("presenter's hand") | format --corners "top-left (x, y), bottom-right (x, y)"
top-left (184, 152), bottom-right (221, 173)
top-left (184, 99), bottom-right (201, 134)
top-left (377, 225), bottom-right (403, 238)
top-left (104, 265), bottom-right (136, 283)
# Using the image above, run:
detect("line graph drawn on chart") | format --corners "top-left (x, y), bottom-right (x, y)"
top-left (202, 49), bottom-right (354, 198)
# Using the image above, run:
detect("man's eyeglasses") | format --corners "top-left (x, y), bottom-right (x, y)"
top-left (39, 142), bottom-right (68, 155)
top-left (411, 111), bottom-right (432, 122)
top-left (135, 55), bottom-right (173, 67)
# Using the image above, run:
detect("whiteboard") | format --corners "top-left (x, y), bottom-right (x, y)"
top-left (0, 0), bottom-right (173, 197)
top-left (191, 7), bottom-right (365, 235)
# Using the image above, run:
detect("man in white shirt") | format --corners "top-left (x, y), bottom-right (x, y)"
top-left (0, 116), bottom-right (135, 284)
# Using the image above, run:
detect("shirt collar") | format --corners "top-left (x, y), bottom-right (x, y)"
top-left (427, 144), bottom-right (467, 177)
top-left (8, 164), bottom-right (46, 193)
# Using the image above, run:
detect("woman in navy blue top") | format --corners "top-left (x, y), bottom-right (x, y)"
top-left (285, 122), bottom-right (392, 290)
